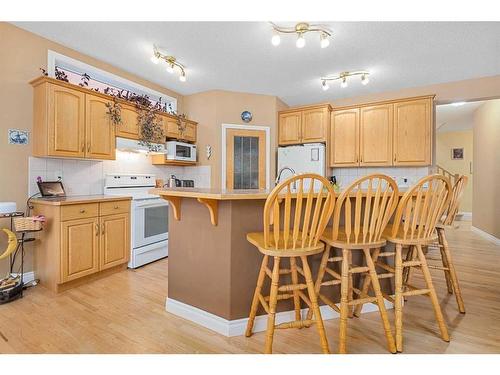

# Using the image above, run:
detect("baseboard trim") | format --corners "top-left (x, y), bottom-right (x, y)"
top-left (471, 226), bottom-right (500, 245)
top-left (166, 297), bottom-right (393, 337)
top-left (457, 211), bottom-right (472, 221)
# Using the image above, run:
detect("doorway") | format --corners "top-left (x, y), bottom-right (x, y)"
top-left (222, 124), bottom-right (270, 190)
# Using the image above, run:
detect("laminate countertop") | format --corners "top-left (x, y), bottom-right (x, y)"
top-left (150, 186), bottom-right (412, 201)
top-left (30, 195), bottom-right (132, 206)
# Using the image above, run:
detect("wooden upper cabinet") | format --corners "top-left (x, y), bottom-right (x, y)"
top-left (393, 98), bottom-right (432, 166)
top-left (164, 115), bottom-right (180, 139)
top-left (85, 94), bottom-right (116, 160)
top-left (330, 108), bottom-right (360, 167)
top-left (302, 107), bottom-right (329, 143)
top-left (99, 213), bottom-right (130, 271)
top-left (116, 103), bottom-right (139, 140)
top-left (183, 121), bottom-right (197, 143)
top-left (278, 105), bottom-right (331, 145)
top-left (47, 83), bottom-right (86, 158)
top-left (278, 111), bottom-right (302, 145)
top-left (359, 104), bottom-right (393, 166)
top-left (61, 217), bottom-right (100, 283)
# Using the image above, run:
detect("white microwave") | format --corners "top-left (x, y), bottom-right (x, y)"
top-left (165, 141), bottom-right (197, 162)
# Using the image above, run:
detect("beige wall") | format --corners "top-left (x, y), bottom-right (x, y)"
top-left (183, 90), bottom-right (288, 188)
top-left (473, 100), bottom-right (500, 239)
top-left (436, 130), bottom-right (473, 212)
top-left (0, 23), bottom-right (182, 275)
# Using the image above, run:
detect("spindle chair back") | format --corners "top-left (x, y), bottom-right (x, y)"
top-left (442, 175), bottom-right (468, 226)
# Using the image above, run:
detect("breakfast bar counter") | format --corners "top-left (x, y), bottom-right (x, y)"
top-left (151, 187), bottom-right (402, 336)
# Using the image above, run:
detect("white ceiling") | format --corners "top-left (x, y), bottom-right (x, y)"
top-left (13, 22), bottom-right (500, 106)
top-left (436, 101), bottom-right (486, 132)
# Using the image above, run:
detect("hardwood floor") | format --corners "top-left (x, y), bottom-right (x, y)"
top-left (1, 222), bottom-right (499, 354)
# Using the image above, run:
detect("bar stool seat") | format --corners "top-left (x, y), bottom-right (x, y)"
top-left (321, 227), bottom-right (386, 250)
top-left (247, 232), bottom-right (325, 257)
top-left (382, 225), bottom-right (438, 245)
top-left (245, 174), bottom-right (336, 354)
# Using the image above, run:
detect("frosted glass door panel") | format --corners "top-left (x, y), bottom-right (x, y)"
top-left (233, 136), bottom-right (259, 189)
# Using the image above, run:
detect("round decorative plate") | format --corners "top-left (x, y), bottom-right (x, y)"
top-left (241, 110), bottom-right (252, 123)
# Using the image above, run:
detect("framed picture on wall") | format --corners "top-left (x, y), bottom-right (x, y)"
top-left (451, 147), bottom-right (464, 160)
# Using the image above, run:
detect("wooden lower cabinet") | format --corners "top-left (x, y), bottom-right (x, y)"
top-left (32, 198), bottom-right (131, 293)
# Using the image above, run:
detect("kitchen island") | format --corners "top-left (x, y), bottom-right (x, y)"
top-left (151, 187), bottom-right (402, 336)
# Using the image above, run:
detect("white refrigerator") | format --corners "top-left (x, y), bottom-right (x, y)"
top-left (277, 143), bottom-right (326, 189)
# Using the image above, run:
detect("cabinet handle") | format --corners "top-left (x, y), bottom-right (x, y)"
top-left (81, 143), bottom-right (85, 152)
top-left (80, 209), bottom-right (86, 213)
top-left (101, 223), bottom-right (105, 235)
top-left (394, 154), bottom-right (396, 162)
top-left (114, 205), bottom-right (119, 209)
top-left (95, 223), bottom-right (99, 236)
top-left (87, 143), bottom-right (91, 152)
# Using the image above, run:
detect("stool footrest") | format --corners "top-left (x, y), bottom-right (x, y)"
top-left (278, 283), bottom-right (307, 292)
top-left (321, 279), bottom-right (342, 287)
top-left (378, 252), bottom-right (395, 257)
top-left (350, 266), bottom-right (370, 274)
top-left (349, 296), bottom-right (377, 306)
top-left (275, 319), bottom-right (315, 330)
top-left (403, 260), bottom-right (422, 267)
top-left (377, 272), bottom-right (394, 279)
top-left (325, 267), bottom-right (341, 279)
top-left (402, 288), bottom-right (430, 297)
top-left (375, 262), bottom-right (394, 273)
top-left (427, 264), bottom-right (449, 271)
top-left (258, 294), bottom-right (270, 314)
top-left (319, 293), bottom-right (341, 313)
top-left (328, 256), bottom-right (343, 262)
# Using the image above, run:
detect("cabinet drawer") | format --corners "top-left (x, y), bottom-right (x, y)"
top-left (100, 200), bottom-right (130, 216)
top-left (61, 203), bottom-right (99, 221)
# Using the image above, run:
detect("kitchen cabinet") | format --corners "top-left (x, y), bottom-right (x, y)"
top-left (115, 103), bottom-right (140, 140)
top-left (330, 108), bottom-right (359, 167)
top-left (329, 95), bottom-right (434, 167)
top-left (359, 104), bottom-right (393, 166)
top-left (393, 98), bottom-right (432, 166)
top-left (164, 115), bottom-right (197, 143)
top-left (278, 104), bottom-right (331, 145)
top-left (31, 197), bottom-right (131, 293)
top-left (85, 94), bottom-right (116, 160)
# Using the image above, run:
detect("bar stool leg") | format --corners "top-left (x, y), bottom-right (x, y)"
top-left (264, 256), bottom-right (281, 354)
top-left (301, 255), bottom-right (330, 354)
top-left (289, 257), bottom-right (302, 323)
top-left (437, 228), bottom-right (465, 313)
top-left (394, 243), bottom-right (404, 352)
top-left (439, 242), bottom-right (454, 294)
top-left (363, 248), bottom-right (396, 353)
top-left (348, 251), bottom-right (354, 318)
top-left (339, 248), bottom-right (350, 354)
top-left (246, 255), bottom-right (269, 337)
top-left (306, 244), bottom-right (331, 321)
top-left (416, 245), bottom-right (450, 342)
top-left (353, 247), bottom-right (381, 317)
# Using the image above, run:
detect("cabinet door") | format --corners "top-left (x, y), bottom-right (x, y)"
top-left (164, 116), bottom-right (181, 139)
top-left (330, 109), bottom-right (360, 167)
top-left (47, 84), bottom-right (85, 158)
top-left (85, 94), bottom-right (116, 160)
top-left (301, 107), bottom-right (328, 143)
top-left (360, 104), bottom-right (393, 166)
top-left (183, 122), bottom-right (197, 143)
top-left (393, 98), bottom-right (432, 166)
top-left (99, 213), bottom-right (130, 270)
top-left (61, 217), bottom-right (99, 282)
top-left (278, 111), bottom-right (302, 145)
top-left (116, 103), bottom-right (139, 140)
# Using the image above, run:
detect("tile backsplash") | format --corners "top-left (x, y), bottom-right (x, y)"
top-left (28, 151), bottom-right (211, 197)
top-left (331, 167), bottom-right (430, 188)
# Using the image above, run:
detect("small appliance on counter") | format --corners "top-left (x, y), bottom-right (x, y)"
top-left (181, 180), bottom-right (194, 188)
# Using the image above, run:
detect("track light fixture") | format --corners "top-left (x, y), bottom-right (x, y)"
top-left (270, 22), bottom-right (332, 49)
top-left (150, 45), bottom-right (187, 82)
top-left (320, 71), bottom-right (370, 91)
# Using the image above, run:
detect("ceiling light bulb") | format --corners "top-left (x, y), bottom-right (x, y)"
top-left (361, 74), bottom-right (369, 85)
top-left (340, 77), bottom-right (348, 88)
top-left (296, 34), bottom-right (306, 48)
top-left (322, 80), bottom-right (329, 91)
top-left (179, 72), bottom-right (186, 82)
top-left (271, 33), bottom-right (281, 46)
top-left (150, 54), bottom-right (160, 64)
top-left (320, 33), bottom-right (330, 48)
top-left (167, 64), bottom-right (174, 74)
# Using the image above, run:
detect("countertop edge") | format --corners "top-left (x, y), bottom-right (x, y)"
top-left (30, 195), bottom-right (133, 206)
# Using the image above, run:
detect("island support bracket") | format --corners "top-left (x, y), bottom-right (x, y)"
top-left (161, 196), bottom-right (182, 221)
top-left (197, 198), bottom-right (219, 226)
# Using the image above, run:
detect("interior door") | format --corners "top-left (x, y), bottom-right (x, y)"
top-left (85, 94), bottom-right (116, 160)
top-left (100, 213), bottom-right (130, 270)
top-left (360, 104), bottom-right (393, 166)
top-left (48, 84), bottom-right (85, 158)
top-left (226, 128), bottom-right (267, 189)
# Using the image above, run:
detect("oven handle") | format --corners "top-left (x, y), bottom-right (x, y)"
top-left (135, 201), bottom-right (169, 209)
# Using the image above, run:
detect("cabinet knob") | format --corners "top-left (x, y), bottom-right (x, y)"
top-left (114, 206), bottom-right (119, 209)
top-left (80, 209), bottom-right (86, 213)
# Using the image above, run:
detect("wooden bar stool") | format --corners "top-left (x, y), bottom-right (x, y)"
top-left (245, 174), bottom-right (336, 354)
top-left (405, 175), bottom-right (468, 313)
top-left (307, 174), bottom-right (399, 354)
top-left (378, 174), bottom-right (452, 352)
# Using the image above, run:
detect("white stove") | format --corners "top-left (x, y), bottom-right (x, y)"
top-left (104, 174), bottom-right (168, 268)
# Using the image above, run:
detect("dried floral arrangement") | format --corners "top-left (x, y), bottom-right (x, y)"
top-left (175, 113), bottom-right (188, 136)
top-left (105, 98), bottom-right (122, 126)
top-left (137, 107), bottom-right (164, 152)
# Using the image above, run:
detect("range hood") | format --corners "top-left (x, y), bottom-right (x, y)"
top-left (116, 137), bottom-right (166, 154)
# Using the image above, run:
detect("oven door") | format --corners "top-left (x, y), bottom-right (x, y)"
top-left (133, 198), bottom-right (169, 249)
